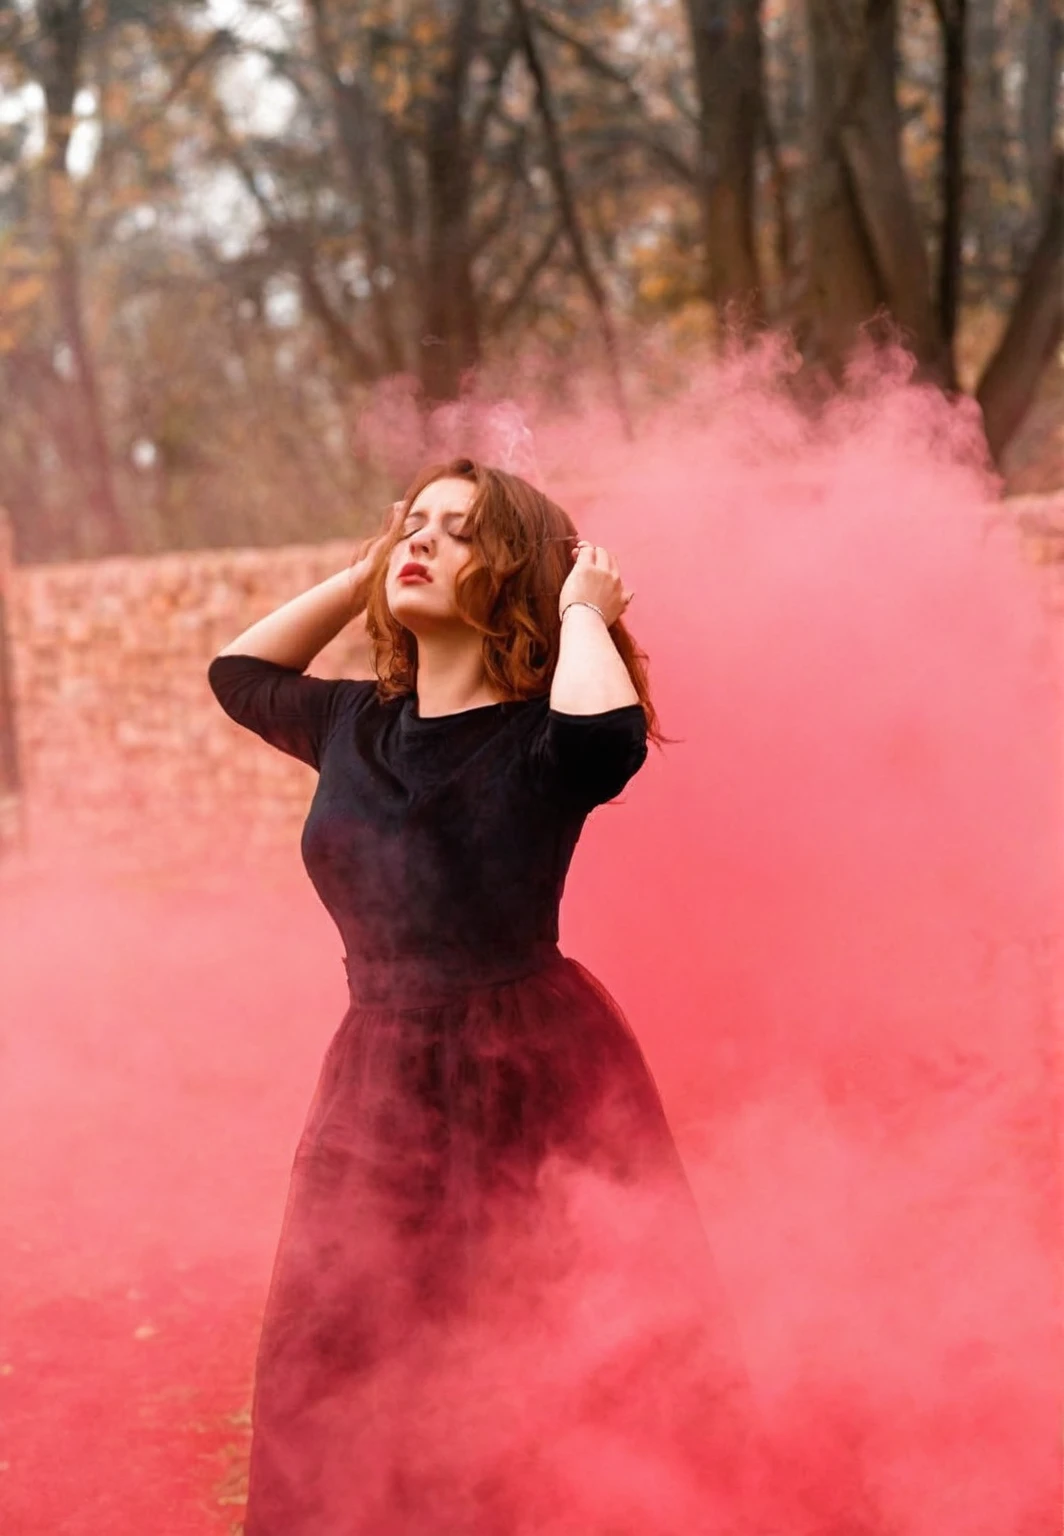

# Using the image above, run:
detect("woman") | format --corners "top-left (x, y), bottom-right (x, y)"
top-left (208, 458), bottom-right (764, 1535)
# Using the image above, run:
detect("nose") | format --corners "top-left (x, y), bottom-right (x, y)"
top-left (409, 527), bottom-right (433, 559)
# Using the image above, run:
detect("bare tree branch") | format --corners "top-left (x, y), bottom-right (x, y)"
top-left (470, 129), bottom-right (531, 258)
top-left (306, 0), bottom-right (406, 373)
top-left (468, 20), bottom-right (521, 165)
top-left (485, 216), bottom-right (565, 336)
top-left (510, 0), bottom-right (632, 436)
top-left (532, 5), bottom-right (695, 181)
top-left (215, 108), bottom-right (380, 382)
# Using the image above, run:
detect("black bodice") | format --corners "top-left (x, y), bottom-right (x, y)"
top-left (207, 655), bottom-right (648, 998)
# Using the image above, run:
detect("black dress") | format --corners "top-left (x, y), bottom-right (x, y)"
top-left (207, 655), bottom-right (763, 1536)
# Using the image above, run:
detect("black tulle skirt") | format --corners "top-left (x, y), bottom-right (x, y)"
top-left (243, 945), bottom-right (767, 1536)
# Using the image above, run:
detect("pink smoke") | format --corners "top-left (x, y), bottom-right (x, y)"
top-left (2, 345), bottom-right (1060, 1533)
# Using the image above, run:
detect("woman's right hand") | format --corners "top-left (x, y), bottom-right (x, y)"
top-left (347, 502), bottom-right (405, 618)
top-left (352, 501), bottom-right (405, 573)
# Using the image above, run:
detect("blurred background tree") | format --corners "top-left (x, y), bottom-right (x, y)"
top-left (0, 0), bottom-right (1060, 562)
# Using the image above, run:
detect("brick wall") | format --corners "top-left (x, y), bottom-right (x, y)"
top-left (4, 539), bottom-right (374, 871)
top-left (4, 496), bottom-right (1064, 873)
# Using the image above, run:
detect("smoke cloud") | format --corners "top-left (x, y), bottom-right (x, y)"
top-left (2, 345), bottom-right (1061, 1533)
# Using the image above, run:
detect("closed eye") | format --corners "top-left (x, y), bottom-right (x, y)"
top-left (402, 523), bottom-right (473, 542)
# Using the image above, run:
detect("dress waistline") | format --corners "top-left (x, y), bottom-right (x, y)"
top-left (342, 940), bottom-right (564, 1009)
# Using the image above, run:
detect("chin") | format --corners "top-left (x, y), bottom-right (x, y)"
top-left (388, 593), bottom-right (448, 628)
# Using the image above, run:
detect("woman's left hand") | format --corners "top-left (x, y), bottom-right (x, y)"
top-left (557, 541), bottom-right (634, 627)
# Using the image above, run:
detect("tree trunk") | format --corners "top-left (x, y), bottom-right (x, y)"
top-left (976, 154), bottom-right (1064, 461)
top-left (420, 0), bottom-right (482, 404)
top-left (1023, 0), bottom-right (1062, 221)
top-left (936, 0), bottom-right (967, 368)
top-left (802, 0), bottom-right (946, 378)
top-left (683, 0), bottom-right (764, 329)
top-left (38, 0), bottom-right (124, 553)
top-left (965, 0), bottom-right (1010, 282)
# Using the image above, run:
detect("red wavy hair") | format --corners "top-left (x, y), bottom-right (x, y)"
top-left (352, 457), bottom-right (664, 747)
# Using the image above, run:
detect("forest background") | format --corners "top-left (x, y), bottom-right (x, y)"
top-left (0, 0), bottom-right (1061, 566)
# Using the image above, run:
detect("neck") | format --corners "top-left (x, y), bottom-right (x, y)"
top-left (410, 630), bottom-right (503, 716)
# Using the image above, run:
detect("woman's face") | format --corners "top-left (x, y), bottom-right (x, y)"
top-left (385, 476), bottom-right (479, 630)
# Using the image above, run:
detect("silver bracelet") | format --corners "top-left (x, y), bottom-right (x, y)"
top-left (560, 600), bottom-right (607, 624)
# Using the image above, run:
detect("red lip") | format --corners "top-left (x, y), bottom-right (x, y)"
top-left (399, 562), bottom-right (431, 581)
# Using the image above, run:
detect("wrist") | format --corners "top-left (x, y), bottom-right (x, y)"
top-left (560, 599), bottom-right (608, 625)
top-left (341, 562), bottom-right (371, 619)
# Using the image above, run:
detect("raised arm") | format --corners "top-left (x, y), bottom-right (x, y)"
top-left (528, 539), bottom-right (646, 811)
top-left (549, 540), bottom-right (639, 714)
top-left (208, 505), bottom-right (402, 769)
top-left (215, 503), bottom-right (402, 670)
top-left (208, 565), bottom-right (371, 769)
top-left (216, 566), bottom-right (367, 671)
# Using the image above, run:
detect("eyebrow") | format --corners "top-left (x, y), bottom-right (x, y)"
top-left (404, 508), bottom-right (471, 522)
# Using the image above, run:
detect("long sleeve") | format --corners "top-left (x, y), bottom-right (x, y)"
top-left (207, 654), bottom-right (370, 771)
top-left (526, 701), bottom-right (648, 812)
